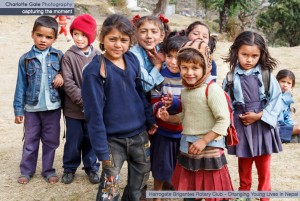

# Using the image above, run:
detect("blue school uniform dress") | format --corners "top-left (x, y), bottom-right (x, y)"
top-left (278, 91), bottom-right (294, 142)
top-left (223, 64), bottom-right (282, 157)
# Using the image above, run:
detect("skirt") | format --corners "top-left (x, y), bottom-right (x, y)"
top-left (279, 124), bottom-right (293, 143)
top-left (228, 111), bottom-right (283, 157)
top-left (172, 162), bottom-right (233, 201)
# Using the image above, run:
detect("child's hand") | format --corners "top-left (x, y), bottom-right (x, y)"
top-left (146, 48), bottom-right (163, 71)
top-left (188, 139), bottom-right (206, 155)
top-left (239, 111), bottom-right (263, 126)
top-left (148, 124), bottom-right (158, 135)
top-left (15, 116), bottom-right (24, 124)
top-left (161, 91), bottom-right (173, 108)
top-left (52, 74), bottom-right (64, 88)
top-left (156, 106), bottom-right (169, 121)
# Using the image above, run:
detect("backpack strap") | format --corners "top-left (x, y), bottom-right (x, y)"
top-left (98, 54), bottom-right (106, 85)
top-left (261, 68), bottom-right (270, 99)
top-left (205, 80), bottom-right (215, 98)
top-left (224, 71), bottom-right (235, 102)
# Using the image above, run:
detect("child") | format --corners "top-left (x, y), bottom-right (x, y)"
top-left (157, 39), bottom-right (233, 201)
top-left (61, 14), bottom-right (100, 185)
top-left (13, 16), bottom-right (64, 184)
top-left (223, 31), bottom-right (282, 201)
top-left (150, 32), bottom-right (188, 197)
top-left (276, 69), bottom-right (300, 143)
top-left (186, 21), bottom-right (218, 82)
top-left (130, 15), bottom-right (169, 92)
top-left (81, 14), bottom-right (157, 201)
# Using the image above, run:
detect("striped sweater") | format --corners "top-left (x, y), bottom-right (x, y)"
top-left (151, 67), bottom-right (183, 138)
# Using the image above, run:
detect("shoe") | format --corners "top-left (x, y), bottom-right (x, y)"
top-left (61, 172), bottom-right (74, 184)
top-left (88, 171), bottom-right (100, 184)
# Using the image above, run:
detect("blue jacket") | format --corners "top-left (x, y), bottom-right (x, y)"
top-left (130, 44), bottom-right (164, 92)
top-left (278, 91), bottom-right (294, 125)
top-left (13, 46), bottom-right (63, 116)
top-left (82, 52), bottom-right (156, 161)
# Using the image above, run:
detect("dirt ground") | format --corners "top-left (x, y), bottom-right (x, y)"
top-left (0, 1), bottom-right (300, 201)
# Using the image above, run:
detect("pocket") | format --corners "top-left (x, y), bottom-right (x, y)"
top-left (103, 146), bottom-right (114, 168)
top-left (26, 67), bottom-right (36, 81)
top-left (51, 63), bottom-right (60, 78)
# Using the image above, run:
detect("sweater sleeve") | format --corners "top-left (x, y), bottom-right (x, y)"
top-left (261, 74), bottom-right (282, 128)
top-left (134, 56), bottom-right (156, 128)
top-left (207, 83), bottom-right (230, 136)
top-left (62, 53), bottom-right (83, 107)
top-left (82, 64), bottom-right (110, 161)
top-left (13, 55), bottom-right (27, 116)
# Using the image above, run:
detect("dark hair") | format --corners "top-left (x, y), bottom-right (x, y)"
top-left (224, 31), bottom-right (277, 71)
top-left (186, 21), bottom-right (216, 53)
top-left (32, 16), bottom-right (58, 38)
top-left (276, 69), bottom-right (296, 87)
top-left (162, 30), bottom-right (188, 54)
top-left (99, 14), bottom-right (134, 51)
top-left (177, 49), bottom-right (205, 71)
top-left (133, 15), bottom-right (170, 41)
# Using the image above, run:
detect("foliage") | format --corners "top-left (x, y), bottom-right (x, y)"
top-left (109, 0), bottom-right (126, 7)
top-left (257, 0), bottom-right (300, 47)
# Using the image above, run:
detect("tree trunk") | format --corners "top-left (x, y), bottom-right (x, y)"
top-left (153, 0), bottom-right (169, 15)
top-left (219, 0), bottom-right (231, 33)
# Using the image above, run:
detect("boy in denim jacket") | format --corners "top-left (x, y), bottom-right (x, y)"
top-left (13, 16), bottom-right (63, 184)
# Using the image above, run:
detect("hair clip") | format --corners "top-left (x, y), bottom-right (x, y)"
top-left (158, 14), bottom-right (169, 24)
top-left (131, 14), bottom-right (141, 24)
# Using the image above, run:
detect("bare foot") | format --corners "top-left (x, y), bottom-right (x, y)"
top-left (18, 176), bottom-right (29, 184)
top-left (47, 176), bottom-right (59, 184)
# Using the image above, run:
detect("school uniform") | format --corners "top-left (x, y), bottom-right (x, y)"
top-left (224, 64), bottom-right (282, 201)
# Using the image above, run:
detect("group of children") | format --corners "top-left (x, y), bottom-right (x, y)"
top-left (13, 12), bottom-right (299, 201)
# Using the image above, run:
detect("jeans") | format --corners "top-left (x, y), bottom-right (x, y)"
top-left (96, 131), bottom-right (150, 201)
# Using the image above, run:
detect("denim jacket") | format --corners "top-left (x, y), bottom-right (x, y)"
top-left (13, 46), bottom-right (63, 116)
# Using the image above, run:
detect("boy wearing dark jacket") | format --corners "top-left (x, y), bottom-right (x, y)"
top-left (61, 14), bottom-right (100, 184)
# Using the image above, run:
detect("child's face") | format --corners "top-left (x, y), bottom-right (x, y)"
top-left (101, 28), bottom-right (130, 61)
top-left (180, 61), bottom-right (204, 85)
top-left (278, 77), bottom-right (293, 93)
top-left (137, 21), bottom-right (164, 51)
top-left (165, 50), bottom-right (179, 73)
top-left (237, 44), bottom-right (261, 70)
top-left (32, 26), bottom-right (56, 51)
top-left (72, 29), bottom-right (89, 52)
top-left (188, 24), bottom-right (209, 44)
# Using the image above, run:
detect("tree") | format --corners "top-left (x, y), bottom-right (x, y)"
top-left (153, 0), bottom-right (169, 15)
top-left (257, 0), bottom-right (300, 46)
top-left (219, 0), bottom-right (231, 33)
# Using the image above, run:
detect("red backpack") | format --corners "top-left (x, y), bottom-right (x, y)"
top-left (205, 80), bottom-right (239, 146)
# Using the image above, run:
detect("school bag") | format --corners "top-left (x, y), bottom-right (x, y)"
top-left (205, 80), bottom-right (239, 146)
top-left (224, 68), bottom-right (271, 102)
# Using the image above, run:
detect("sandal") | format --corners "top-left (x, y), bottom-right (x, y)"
top-left (18, 175), bottom-right (31, 184)
top-left (44, 173), bottom-right (59, 184)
